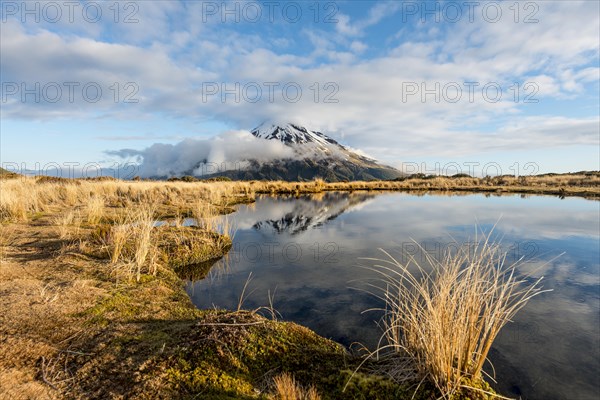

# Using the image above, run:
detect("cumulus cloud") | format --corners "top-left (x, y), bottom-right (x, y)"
top-left (335, 1), bottom-right (402, 36)
top-left (108, 130), bottom-right (294, 177)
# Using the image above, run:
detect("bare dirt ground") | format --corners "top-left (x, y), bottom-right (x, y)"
top-left (0, 218), bottom-right (107, 399)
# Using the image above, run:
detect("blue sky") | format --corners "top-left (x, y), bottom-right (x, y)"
top-left (1, 0), bottom-right (599, 176)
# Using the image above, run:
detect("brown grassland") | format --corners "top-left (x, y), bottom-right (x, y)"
top-left (0, 172), bottom-right (597, 399)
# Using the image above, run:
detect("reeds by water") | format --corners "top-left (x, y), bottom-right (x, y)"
top-left (364, 235), bottom-right (550, 398)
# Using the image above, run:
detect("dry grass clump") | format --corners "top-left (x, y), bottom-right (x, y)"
top-left (155, 225), bottom-right (232, 271)
top-left (84, 204), bottom-right (159, 282)
top-left (106, 205), bottom-right (158, 282)
top-left (193, 200), bottom-right (217, 230)
top-left (192, 200), bottom-right (236, 240)
top-left (0, 179), bottom-right (37, 221)
top-left (213, 214), bottom-right (235, 241)
top-left (110, 224), bottom-right (130, 264)
top-left (85, 195), bottom-right (105, 225)
top-left (272, 373), bottom-right (321, 400)
top-left (364, 234), bottom-right (550, 399)
top-left (52, 210), bottom-right (78, 239)
top-left (131, 206), bottom-right (156, 281)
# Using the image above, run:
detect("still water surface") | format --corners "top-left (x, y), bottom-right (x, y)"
top-left (185, 192), bottom-right (599, 400)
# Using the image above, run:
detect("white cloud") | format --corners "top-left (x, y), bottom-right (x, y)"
top-left (108, 130), bottom-right (294, 177)
top-left (350, 41), bottom-right (368, 53)
top-left (335, 14), bottom-right (360, 36)
top-left (335, 1), bottom-right (401, 36)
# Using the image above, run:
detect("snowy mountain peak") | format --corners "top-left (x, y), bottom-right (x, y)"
top-left (250, 122), bottom-right (340, 147)
top-left (222, 121), bottom-right (405, 181)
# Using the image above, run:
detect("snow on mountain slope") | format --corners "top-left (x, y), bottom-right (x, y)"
top-left (251, 122), bottom-right (340, 147)
top-left (250, 122), bottom-right (373, 163)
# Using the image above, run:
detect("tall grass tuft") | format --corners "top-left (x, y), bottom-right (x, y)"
top-left (106, 205), bottom-right (158, 282)
top-left (85, 195), bottom-right (105, 225)
top-left (132, 206), bottom-right (154, 281)
top-left (272, 373), bottom-right (320, 400)
top-left (364, 234), bottom-right (550, 398)
top-left (53, 210), bottom-right (78, 239)
top-left (215, 214), bottom-right (236, 241)
top-left (193, 200), bottom-right (216, 230)
top-left (110, 224), bottom-right (129, 264)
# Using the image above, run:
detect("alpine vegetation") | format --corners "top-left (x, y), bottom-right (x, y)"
top-left (364, 234), bottom-right (551, 399)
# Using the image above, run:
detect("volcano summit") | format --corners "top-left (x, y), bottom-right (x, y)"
top-left (196, 122), bottom-right (403, 181)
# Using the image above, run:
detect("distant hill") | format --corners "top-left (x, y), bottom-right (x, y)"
top-left (0, 167), bottom-right (19, 178)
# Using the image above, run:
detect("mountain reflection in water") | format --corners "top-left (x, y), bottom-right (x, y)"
top-left (251, 192), bottom-right (377, 234)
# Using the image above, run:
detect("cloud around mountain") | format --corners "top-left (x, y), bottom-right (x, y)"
top-left (108, 123), bottom-right (403, 180)
top-left (107, 129), bottom-right (293, 178)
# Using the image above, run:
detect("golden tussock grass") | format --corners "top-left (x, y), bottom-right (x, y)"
top-left (99, 204), bottom-right (158, 282)
top-left (131, 205), bottom-right (156, 281)
top-left (362, 233), bottom-right (551, 399)
top-left (85, 195), bottom-right (105, 225)
top-left (272, 372), bottom-right (321, 400)
top-left (109, 224), bottom-right (129, 264)
top-left (52, 210), bottom-right (79, 239)
top-left (193, 200), bottom-right (217, 230)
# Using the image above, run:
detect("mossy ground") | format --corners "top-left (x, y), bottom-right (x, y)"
top-left (84, 221), bottom-right (232, 273)
top-left (69, 247), bottom-right (417, 399)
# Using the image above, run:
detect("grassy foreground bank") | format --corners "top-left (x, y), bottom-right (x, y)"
top-left (0, 173), bottom-right (597, 399)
